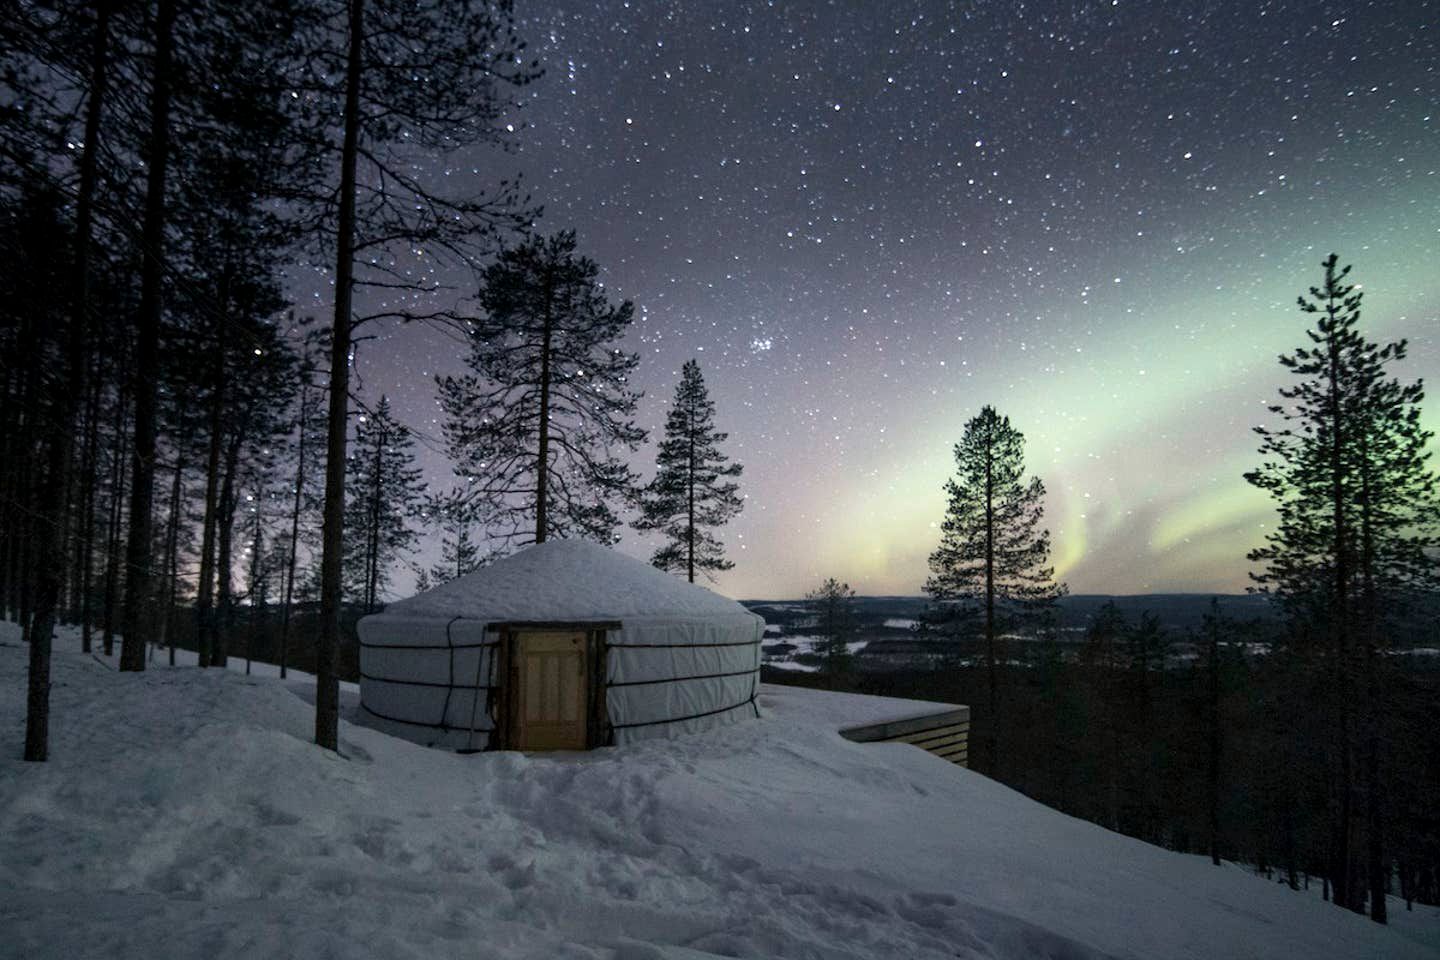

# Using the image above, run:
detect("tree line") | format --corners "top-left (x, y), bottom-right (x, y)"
top-left (792, 255), bottom-right (1439, 923)
top-left (1, 1), bottom-right (747, 761)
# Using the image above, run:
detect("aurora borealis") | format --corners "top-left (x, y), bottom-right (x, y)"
top-left (343, 1), bottom-right (1439, 600)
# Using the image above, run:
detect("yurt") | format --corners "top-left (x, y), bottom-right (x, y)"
top-left (355, 540), bottom-right (765, 751)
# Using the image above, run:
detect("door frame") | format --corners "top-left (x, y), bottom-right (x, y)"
top-left (494, 620), bottom-right (618, 751)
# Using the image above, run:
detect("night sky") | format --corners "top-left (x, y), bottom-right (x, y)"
top-left (328, 1), bottom-right (1439, 601)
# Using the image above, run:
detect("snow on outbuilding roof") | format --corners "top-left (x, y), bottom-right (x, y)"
top-left (382, 539), bottom-right (758, 624)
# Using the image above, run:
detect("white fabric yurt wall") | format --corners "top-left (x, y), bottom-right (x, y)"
top-left (356, 540), bottom-right (765, 749)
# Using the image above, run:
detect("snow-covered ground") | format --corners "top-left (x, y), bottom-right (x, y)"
top-left (3, 620), bottom-right (1437, 959)
top-left (39, 620), bottom-right (361, 693)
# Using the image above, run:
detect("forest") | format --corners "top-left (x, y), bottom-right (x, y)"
top-left (775, 271), bottom-right (1440, 925)
top-left (2, 0), bottom-right (1438, 937)
top-left (1, 3), bottom-right (745, 760)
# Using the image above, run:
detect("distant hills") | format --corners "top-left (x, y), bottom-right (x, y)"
top-left (741, 593), bottom-right (1278, 634)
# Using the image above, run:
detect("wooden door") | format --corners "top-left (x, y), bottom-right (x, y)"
top-left (513, 631), bottom-right (588, 751)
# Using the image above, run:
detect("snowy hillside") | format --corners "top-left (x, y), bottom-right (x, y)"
top-left (2, 625), bottom-right (1436, 960)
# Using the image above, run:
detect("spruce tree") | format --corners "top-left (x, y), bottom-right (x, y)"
top-left (418, 490), bottom-right (489, 583)
top-left (1246, 254), bottom-right (1440, 921)
top-left (438, 231), bottom-right (646, 548)
top-left (344, 396), bottom-right (425, 612)
top-left (805, 578), bottom-right (857, 674)
top-left (926, 405), bottom-right (1064, 777)
top-left (634, 360), bottom-right (744, 582)
top-left (433, 522), bottom-right (481, 583)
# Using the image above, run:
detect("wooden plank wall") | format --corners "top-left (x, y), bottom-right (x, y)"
top-left (839, 707), bottom-right (970, 768)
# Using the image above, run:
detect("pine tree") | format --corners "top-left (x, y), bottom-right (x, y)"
top-left (805, 578), bottom-right (857, 674)
top-left (277, 344), bottom-right (325, 679)
top-left (417, 491), bottom-right (486, 584)
top-left (438, 231), bottom-right (646, 549)
top-left (634, 360), bottom-right (744, 582)
top-left (117, 0), bottom-right (178, 673)
top-left (1, 188), bottom-right (74, 759)
top-left (344, 397), bottom-right (425, 612)
top-left (926, 405), bottom-right (1064, 777)
top-left (294, 0), bottom-right (539, 750)
top-left (12, 0), bottom-right (114, 759)
top-left (1246, 254), bottom-right (1440, 921)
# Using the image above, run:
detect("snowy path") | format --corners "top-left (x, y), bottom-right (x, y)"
top-left (1, 622), bottom-right (1436, 959)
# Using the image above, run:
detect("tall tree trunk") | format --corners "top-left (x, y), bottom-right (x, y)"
top-left (101, 385), bottom-right (130, 657)
top-left (159, 453), bottom-right (184, 664)
top-left (1334, 697), bottom-right (1358, 912)
top-left (78, 354), bottom-right (103, 653)
top-left (365, 427), bottom-right (384, 612)
top-left (15, 333), bottom-right (38, 638)
top-left (1356, 433), bottom-right (1388, 924)
top-left (247, 502), bottom-right (264, 675)
top-left (0, 365), bottom-right (15, 622)
top-left (1208, 612), bottom-right (1222, 866)
top-left (119, 0), bottom-right (178, 672)
top-left (278, 380), bottom-right (309, 680)
top-left (1366, 683), bottom-right (1388, 922)
top-left (316, 0), bottom-right (365, 751)
top-left (534, 280), bottom-right (553, 544)
top-left (983, 434), bottom-right (997, 776)
top-left (195, 338), bottom-right (226, 668)
top-left (1107, 646), bottom-right (1121, 832)
top-left (1323, 293), bottom-right (1358, 913)
top-left (686, 400), bottom-right (695, 583)
top-left (1365, 736), bottom-right (1388, 921)
top-left (213, 428), bottom-right (245, 669)
top-left (23, 2), bottom-right (112, 758)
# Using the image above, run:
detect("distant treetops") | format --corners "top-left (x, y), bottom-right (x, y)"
top-left (633, 359), bottom-right (745, 583)
top-left (435, 231), bottom-right (746, 581)
top-left (926, 404), bottom-right (1066, 626)
top-left (436, 230), bottom-right (646, 551)
top-left (924, 404), bottom-right (1066, 776)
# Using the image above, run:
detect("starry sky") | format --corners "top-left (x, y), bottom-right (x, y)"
top-left (344, 0), bottom-right (1440, 601)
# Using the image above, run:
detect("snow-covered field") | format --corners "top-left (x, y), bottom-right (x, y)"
top-left (3, 621), bottom-right (1437, 959)
top-left (761, 634), bottom-right (868, 672)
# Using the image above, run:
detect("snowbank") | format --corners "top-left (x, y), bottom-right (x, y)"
top-left (2, 623), bottom-right (1436, 959)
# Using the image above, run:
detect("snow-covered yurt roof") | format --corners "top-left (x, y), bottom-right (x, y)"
top-left (383, 539), bottom-right (757, 626)
top-left (357, 540), bottom-right (765, 748)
